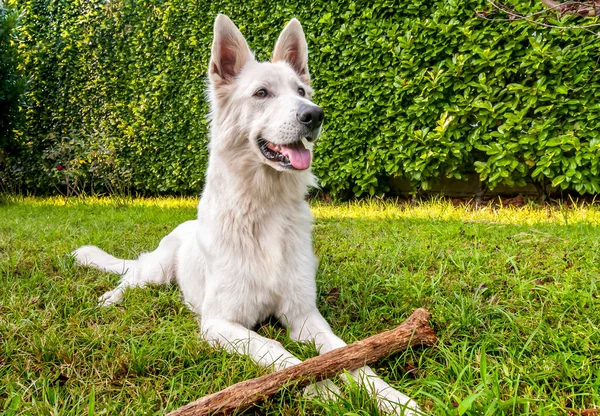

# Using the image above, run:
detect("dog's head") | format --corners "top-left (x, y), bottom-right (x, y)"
top-left (208, 15), bottom-right (323, 172)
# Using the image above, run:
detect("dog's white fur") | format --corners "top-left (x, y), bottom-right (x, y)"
top-left (73, 15), bottom-right (420, 415)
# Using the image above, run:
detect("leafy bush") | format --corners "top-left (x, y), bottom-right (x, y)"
top-left (5, 0), bottom-right (600, 196)
top-left (0, 2), bottom-right (26, 159)
top-left (312, 1), bottom-right (600, 196)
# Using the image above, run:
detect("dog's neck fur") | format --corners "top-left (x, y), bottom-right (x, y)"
top-left (201, 123), bottom-right (315, 221)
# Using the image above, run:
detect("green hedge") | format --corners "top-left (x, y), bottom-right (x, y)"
top-left (0, 2), bottom-right (26, 158)
top-left (3, 0), bottom-right (600, 196)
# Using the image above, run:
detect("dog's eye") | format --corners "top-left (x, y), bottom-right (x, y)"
top-left (254, 88), bottom-right (268, 98)
top-left (297, 87), bottom-right (306, 97)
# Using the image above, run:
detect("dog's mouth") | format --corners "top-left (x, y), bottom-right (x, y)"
top-left (257, 138), bottom-right (311, 170)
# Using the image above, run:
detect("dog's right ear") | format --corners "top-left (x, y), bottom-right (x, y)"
top-left (209, 14), bottom-right (252, 86)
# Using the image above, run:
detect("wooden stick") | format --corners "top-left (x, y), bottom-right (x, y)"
top-left (168, 308), bottom-right (436, 416)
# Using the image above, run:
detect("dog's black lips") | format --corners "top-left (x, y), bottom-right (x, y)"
top-left (258, 137), bottom-right (296, 169)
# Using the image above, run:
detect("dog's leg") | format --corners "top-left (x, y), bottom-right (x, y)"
top-left (74, 225), bottom-right (187, 306)
top-left (288, 310), bottom-right (421, 416)
top-left (201, 318), bottom-right (302, 369)
top-left (76, 247), bottom-right (174, 306)
top-left (200, 317), bottom-right (340, 401)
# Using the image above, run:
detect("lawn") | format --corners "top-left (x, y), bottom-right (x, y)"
top-left (1, 196), bottom-right (599, 415)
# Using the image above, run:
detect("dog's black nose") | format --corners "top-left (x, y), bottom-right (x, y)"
top-left (297, 104), bottom-right (324, 130)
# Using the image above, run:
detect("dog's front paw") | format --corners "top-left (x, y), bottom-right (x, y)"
top-left (98, 288), bottom-right (123, 306)
top-left (376, 388), bottom-right (421, 416)
top-left (302, 379), bottom-right (341, 401)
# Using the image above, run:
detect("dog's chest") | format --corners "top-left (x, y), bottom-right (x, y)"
top-left (234, 212), bottom-right (305, 281)
top-left (202, 207), bottom-right (314, 325)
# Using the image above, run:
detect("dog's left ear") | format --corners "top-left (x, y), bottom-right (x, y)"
top-left (272, 19), bottom-right (310, 83)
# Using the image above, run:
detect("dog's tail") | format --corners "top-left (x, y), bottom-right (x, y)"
top-left (72, 245), bottom-right (134, 275)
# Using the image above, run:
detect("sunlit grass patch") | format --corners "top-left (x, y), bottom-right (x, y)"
top-left (312, 197), bottom-right (600, 226)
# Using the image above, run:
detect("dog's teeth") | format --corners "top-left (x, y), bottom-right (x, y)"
top-left (266, 142), bottom-right (281, 152)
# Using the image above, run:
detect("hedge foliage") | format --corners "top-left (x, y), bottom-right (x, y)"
top-left (0, 2), bottom-right (26, 156)
top-left (3, 0), bottom-right (600, 196)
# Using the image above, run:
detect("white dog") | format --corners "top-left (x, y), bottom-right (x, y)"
top-left (74, 14), bottom-right (420, 415)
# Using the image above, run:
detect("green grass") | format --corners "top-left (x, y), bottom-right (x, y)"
top-left (1, 196), bottom-right (599, 415)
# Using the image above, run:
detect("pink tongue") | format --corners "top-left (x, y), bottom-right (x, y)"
top-left (280, 144), bottom-right (311, 170)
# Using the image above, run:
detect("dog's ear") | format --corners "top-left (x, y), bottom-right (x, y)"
top-left (272, 19), bottom-right (310, 83)
top-left (209, 14), bottom-right (253, 85)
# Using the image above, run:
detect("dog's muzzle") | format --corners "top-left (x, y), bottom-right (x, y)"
top-left (258, 138), bottom-right (312, 170)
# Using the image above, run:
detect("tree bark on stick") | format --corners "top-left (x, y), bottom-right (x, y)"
top-left (168, 308), bottom-right (436, 416)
